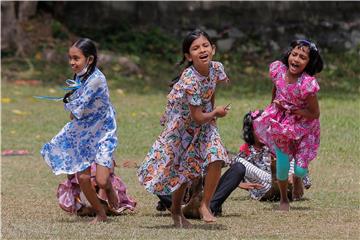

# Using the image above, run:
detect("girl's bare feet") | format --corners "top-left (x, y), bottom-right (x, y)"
top-left (106, 187), bottom-right (119, 210)
top-left (292, 175), bottom-right (304, 201)
top-left (89, 214), bottom-right (107, 224)
top-left (279, 200), bottom-right (290, 211)
top-left (171, 213), bottom-right (192, 228)
top-left (199, 204), bottom-right (216, 223)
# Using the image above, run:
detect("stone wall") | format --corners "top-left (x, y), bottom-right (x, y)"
top-left (43, 1), bottom-right (359, 51)
top-left (2, 1), bottom-right (358, 53)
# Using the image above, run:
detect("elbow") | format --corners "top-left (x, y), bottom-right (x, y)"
top-left (314, 109), bottom-right (320, 119)
top-left (193, 117), bottom-right (206, 125)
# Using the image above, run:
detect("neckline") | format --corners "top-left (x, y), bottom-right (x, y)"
top-left (191, 63), bottom-right (212, 79)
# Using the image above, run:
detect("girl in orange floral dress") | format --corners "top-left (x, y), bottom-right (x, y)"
top-left (138, 29), bottom-right (231, 228)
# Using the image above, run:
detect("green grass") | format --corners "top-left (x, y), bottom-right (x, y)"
top-left (1, 82), bottom-right (359, 239)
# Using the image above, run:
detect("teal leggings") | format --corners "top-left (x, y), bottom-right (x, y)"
top-left (275, 146), bottom-right (308, 181)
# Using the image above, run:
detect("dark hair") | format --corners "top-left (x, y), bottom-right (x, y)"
top-left (169, 29), bottom-right (214, 89)
top-left (72, 38), bottom-right (98, 80)
top-left (242, 110), bottom-right (263, 145)
top-left (281, 39), bottom-right (323, 76)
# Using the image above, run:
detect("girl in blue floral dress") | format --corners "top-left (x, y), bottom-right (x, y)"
top-left (138, 30), bottom-right (231, 227)
top-left (41, 38), bottom-right (119, 224)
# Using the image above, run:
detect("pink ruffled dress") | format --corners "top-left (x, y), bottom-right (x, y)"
top-left (57, 163), bottom-right (137, 214)
top-left (253, 61), bottom-right (320, 168)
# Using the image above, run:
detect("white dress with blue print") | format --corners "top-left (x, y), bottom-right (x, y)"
top-left (41, 68), bottom-right (117, 175)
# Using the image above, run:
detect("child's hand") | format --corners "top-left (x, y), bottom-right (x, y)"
top-left (214, 106), bottom-right (229, 118)
top-left (273, 100), bottom-right (286, 111)
top-left (238, 182), bottom-right (263, 190)
top-left (70, 112), bottom-right (75, 120)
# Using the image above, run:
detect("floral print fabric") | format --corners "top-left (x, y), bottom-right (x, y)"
top-left (137, 61), bottom-right (230, 195)
top-left (57, 162), bottom-right (136, 214)
top-left (41, 68), bottom-right (118, 175)
top-left (253, 61), bottom-right (320, 168)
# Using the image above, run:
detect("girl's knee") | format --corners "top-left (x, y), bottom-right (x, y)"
top-left (77, 173), bottom-right (91, 184)
top-left (96, 176), bottom-right (110, 189)
top-left (231, 162), bottom-right (246, 178)
top-left (294, 165), bottom-right (308, 178)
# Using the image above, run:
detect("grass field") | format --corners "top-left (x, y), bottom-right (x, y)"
top-left (1, 83), bottom-right (359, 239)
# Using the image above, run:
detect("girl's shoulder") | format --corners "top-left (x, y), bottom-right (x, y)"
top-left (92, 67), bottom-right (106, 79)
top-left (269, 60), bottom-right (286, 79)
top-left (211, 61), bottom-right (229, 82)
top-left (211, 61), bottom-right (225, 70)
top-left (299, 72), bottom-right (320, 96)
top-left (86, 68), bottom-right (106, 82)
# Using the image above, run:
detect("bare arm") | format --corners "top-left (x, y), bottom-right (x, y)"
top-left (271, 85), bottom-right (276, 103)
top-left (292, 94), bottom-right (320, 119)
top-left (189, 104), bottom-right (228, 125)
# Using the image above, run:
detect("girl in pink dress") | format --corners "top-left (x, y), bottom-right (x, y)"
top-left (137, 29), bottom-right (230, 227)
top-left (253, 40), bottom-right (323, 211)
top-left (57, 161), bottom-right (137, 216)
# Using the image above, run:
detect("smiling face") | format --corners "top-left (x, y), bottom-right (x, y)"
top-left (68, 46), bottom-right (92, 74)
top-left (287, 45), bottom-right (310, 76)
top-left (185, 35), bottom-right (215, 75)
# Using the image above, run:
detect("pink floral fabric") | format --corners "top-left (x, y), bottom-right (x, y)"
top-left (253, 61), bottom-right (320, 168)
top-left (57, 163), bottom-right (137, 214)
top-left (137, 61), bottom-right (230, 195)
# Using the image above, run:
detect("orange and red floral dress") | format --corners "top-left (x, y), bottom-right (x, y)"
top-left (137, 61), bottom-right (230, 195)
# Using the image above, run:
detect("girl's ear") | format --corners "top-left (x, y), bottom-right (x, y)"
top-left (211, 44), bottom-right (216, 56)
top-left (185, 53), bottom-right (192, 63)
top-left (88, 55), bottom-right (94, 65)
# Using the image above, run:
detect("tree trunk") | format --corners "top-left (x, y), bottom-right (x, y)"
top-left (1, 1), bottom-right (38, 56)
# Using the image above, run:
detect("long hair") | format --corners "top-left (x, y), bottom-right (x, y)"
top-left (281, 39), bottom-right (323, 76)
top-left (242, 110), bottom-right (263, 145)
top-left (169, 29), bottom-right (214, 89)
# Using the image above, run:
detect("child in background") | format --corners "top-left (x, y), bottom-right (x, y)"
top-left (137, 29), bottom-right (231, 228)
top-left (41, 38), bottom-right (120, 223)
top-left (253, 40), bottom-right (323, 210)
top-left (57, 160), bottom-right (136, 216)
top-left (235, 110), bottom-right (311, 201)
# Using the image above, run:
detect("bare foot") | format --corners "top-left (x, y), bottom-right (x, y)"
top-left (180, 215), bottom-right (192, 228)
top-left (106, 187), bottom-right (119, 210)
top-left (171, 213), bottom-right (192, 228)
top-left (292, 176), bottom-right (304, 201)
top-left (89, 214), bottom-right (107, 224)
top-left (279, 200), bottom-right (290, 211)
top-left (199, 204), bottom-right (216, 223)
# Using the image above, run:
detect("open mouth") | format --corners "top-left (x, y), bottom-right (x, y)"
top-left (199, 54), bottom-right (209, 61)
top-left (289, 63), bottom-right (300, 72)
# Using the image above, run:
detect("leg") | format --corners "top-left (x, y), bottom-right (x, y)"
top-left (199, 160), bottom-right (223, 223)
top-left (156, 194), bottom-right (172, 211)
top-left (171, 183), bottom-right (192, 228)
top-left (96, 164), bottom-right (119, 209)
top-left (275, 146), bottom-right (290, 211)
top-left (210, 162), bottom-right (246, 216)
top-left (77, 168), bottom-right (107, 223)
top-left (292, 164), bottom-right (308, 200)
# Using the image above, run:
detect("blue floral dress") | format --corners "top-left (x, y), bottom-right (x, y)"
top-left (137, 61), bottom-right (230, 195)
top-left (41, 68), bottom-right (118, 175)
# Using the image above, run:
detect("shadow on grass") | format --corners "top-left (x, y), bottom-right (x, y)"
top-left (143, 223), bottom-right (227, 230)
top-left (270, 203), bottom-right (312, 211)
top-left (219, 213), bottom-right (243, 218)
